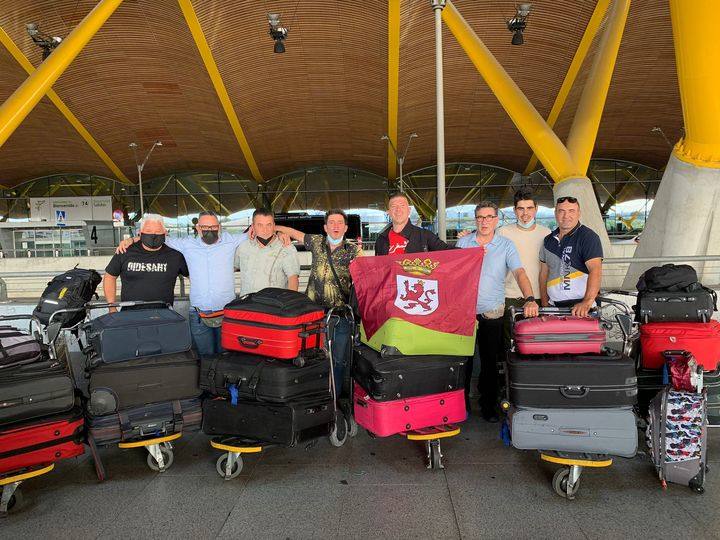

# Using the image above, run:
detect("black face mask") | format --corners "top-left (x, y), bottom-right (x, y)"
top-left (201, 230), bottom-right (219, 244)
top-left (256, 235), bottom-right (273, 246)
top-left (140, 233), bottom-right (165, 249)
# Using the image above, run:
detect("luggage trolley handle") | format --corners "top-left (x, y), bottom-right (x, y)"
top-left (83, 300), bottom-right (171, 311)
top-left (0, 313), bottom-right (43, 337)
top-left (46, 307), bottom-right (87, 346)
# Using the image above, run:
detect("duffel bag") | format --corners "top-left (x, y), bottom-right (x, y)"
top-left (33, 267), bottom-right (101, 327)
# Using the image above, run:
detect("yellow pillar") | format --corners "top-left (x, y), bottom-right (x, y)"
top-left (565, 0), bottom-right (631, 174)
top-left (441, 0), bottom-right (581, 182)
top-left (669, 0), bottom-right (720, 168)
top-left (0, 0), bottom-right (124, 149)
top-left (387, 0), bottom-right (401, 181)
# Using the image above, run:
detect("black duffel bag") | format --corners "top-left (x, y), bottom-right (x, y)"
top-left (635, 264), bottom-right (717, 322)
top-left (636, 264), bottom-right (699, 293)
top-left (33, 267), bottom-right (101, 327)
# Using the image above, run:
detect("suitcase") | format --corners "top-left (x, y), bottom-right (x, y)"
top-left (647, 388), bottom-right (707, 491)
top-left (510, 406), bottom-right (638, 457)
top-left (0, 328), bottom-right (44, 369)
top-left (0, 360), bottom-right (75, 425)
top-left (359, 321), bottom-right (477, 357)
top-left (0, 409), bottom-right (84, 474)
top-left (507, 352), bottom-right (637, 408)
top-left (221, 288), bottom-right (325, 359)
top-left (705, 368), bottom-right (720, 426)
top-left (33, 267), bottom-right (101, 327)
top-left (87, 351), bottom-right (201, 416)
top-left (640, 321), bottom-right (720, 370)
top-left (83, 308), bottom-right (191, 364)
top-left (513, 315), bottom-right (607, 355)
top-left (87, 398), bottom-right (202, 446)
top-left (637, 289), bottom-right (716, 323)
top-left (352, 344), bottom-right (467, 401)
top-left (353, 383), bottom-right (466, 437)
top-left (199, 352), bottom-right (330, 402)
top-left (637, 368), bottom-right (664, 413)
top-left (201, 394), bottom-right (333, 445)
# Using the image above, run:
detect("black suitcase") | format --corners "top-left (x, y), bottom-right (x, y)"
top-left (83, 308), bottom-right (191, 364)
top-left (352, 344), bottom-right (467, 401)
top-left (33, 267), bottom-right (101, 327)
top-left (507, 351), bottom-right (638, 408)
top-left (637, 289), bottom-right (716, 323)
top-left (0, 327), bottom-right (44, 369)
top-left (705, 368), bottom-right (720, 426)
top-left (200, 352), bottom-right (329, 402)
top-left (201, 395), bottom-right (333, 445)
top-left (0, 359), bottom-right (75, 425)
top-left (636, 368), bottom-right (664, 412)
top-left (87, 398), bottom-right (202, 446)
top-left (87, 351), bottom-right (201, 416)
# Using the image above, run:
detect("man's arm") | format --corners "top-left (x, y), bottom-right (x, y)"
top-left (282, 246), bottom-right (301, 292)
top-left (103, 274), bottom-right (118, 310)
top-left (512, 268), bottom-right (539, 317)
top-left (572, 258), bottom-right (602, 317)
top-left (287, 275), bottom-right (299, 291)
top-left (274, 225), bottom-right (305, 244)
top-left (539, 262), bottom-right (549, 307)
top-left (427, 231), bottom-right (450, 251)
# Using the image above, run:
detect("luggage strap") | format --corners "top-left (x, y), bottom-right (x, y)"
top-left (117, 409), bottom-right (131, 439)
top-left (172, 399), bottom-right (184, 433)
top-left (208, 356), bottom-right (220, 395)
top-left (229, 384), bottom-right (239, 406)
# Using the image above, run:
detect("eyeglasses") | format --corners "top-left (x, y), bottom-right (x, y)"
top-left (556, 196), bottom-right (578, 204)
top-left (475, 215), bottom-right (498, 221)
top-left (198, 225), bottom-right (220, 231)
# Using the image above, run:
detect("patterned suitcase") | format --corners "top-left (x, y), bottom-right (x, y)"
top-left (353, 382), bottom-right (466, 437)
top-left (513, 315), bottom-right (607, 355)
top-left (640, 321), bottom-right (720, 370)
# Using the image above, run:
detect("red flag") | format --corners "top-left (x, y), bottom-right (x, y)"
top-left (350, 248), bottom-right (484, 340)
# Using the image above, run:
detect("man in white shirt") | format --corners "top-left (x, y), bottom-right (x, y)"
top-left (497, 188), bottom-right (550, 346)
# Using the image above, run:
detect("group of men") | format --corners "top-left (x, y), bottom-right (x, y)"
top-left (105, 188), bottom-right (602, 422)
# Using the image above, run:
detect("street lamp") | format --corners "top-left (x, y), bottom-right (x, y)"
top-left (129, 140), bottom-right (162, 217)
top-left (381, 132), bottom-right (418, 192)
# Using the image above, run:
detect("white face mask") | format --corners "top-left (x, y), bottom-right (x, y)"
top-left (327, 234), bottom-right (343, 246)
top-left (517, 218), bottom-right (536, 230)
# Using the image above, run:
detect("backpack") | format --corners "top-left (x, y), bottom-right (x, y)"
top-left (33, 267), bottom-right (101, 328)
top-left (636, 264), bottom-right (699, 293)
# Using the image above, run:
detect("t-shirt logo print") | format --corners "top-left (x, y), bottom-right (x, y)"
top-left (393, 258), bottom-right (440, 315)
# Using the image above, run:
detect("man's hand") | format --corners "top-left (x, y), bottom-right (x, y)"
top-left (457, 229), bottom-right (473, 238)
top-left (523, 300), bottom-right (539, 318)
top-left (108, 306), bottom-right (118, 314)
top-left (277, 232), bottom-right (292, 247)
top-left (572, 299), bottom-right (594, 318)
top-left (116, 236), bottom-right (138, 254)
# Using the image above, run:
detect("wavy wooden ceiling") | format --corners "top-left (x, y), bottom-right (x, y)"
top-left (0, 0), bottom-right (681, 188)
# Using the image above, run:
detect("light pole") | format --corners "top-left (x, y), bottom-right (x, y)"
top-left (129, 140), bottom-right (162, 218)
top-left (381, 132), bottom-right (418, 193)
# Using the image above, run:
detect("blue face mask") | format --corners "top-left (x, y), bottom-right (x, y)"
top-left (327, 235), bottom-right (343, 246)
top-left (517, 218), bottom-right (536, 230)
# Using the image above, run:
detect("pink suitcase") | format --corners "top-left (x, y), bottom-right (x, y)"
top-left (353, 382), bottom-right (466, 437)
top-left (514, 315), bottom-right (606, 355)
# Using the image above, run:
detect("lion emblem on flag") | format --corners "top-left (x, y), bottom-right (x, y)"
top-left (394, 275), bottom-right (439, 315)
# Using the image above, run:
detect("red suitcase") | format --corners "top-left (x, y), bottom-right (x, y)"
top-left (0, 409), bottom-right (84, 474)
top-left (640, 321), bottom-right (720, 370)
top-left (222, 288), bottom-right (325, 360)
top-left (513, 315), bottom-right (606, 355)
top-left (353, 382), bottom-right (466, 437)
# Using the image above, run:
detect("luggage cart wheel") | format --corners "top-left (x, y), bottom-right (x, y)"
top-left (0, 484), bottom-right (23, 517)
top-left (427, 440), bottom-right (444, 470)
top-left (216, 453), bottom-right (243, 480)
top-left (329, 410), bottom-right (349, 447)
top-left (552, 467), bottom-right (581, 500)
top-left (347, 414), bottom-right (359, 438)
top-left (146, 444), bottom-right (174, 472)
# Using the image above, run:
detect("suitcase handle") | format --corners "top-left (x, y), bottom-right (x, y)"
top-left (238, 336), bottom-right (262, 349)
top-left (136, 342), bottom-right (162, 356)
top-left (355, 398), bottom-right (368, 408)
top-left (661, 350), bottom-right (692, 358)
top-left (559, 386), bottom-right (589, 399)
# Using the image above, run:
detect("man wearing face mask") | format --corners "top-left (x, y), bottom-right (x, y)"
top-left (234, 208), bottom-right (300, 296)
top-left (104, 214), bottom-right (189, 313)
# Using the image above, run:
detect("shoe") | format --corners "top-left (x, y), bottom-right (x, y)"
top-left (481, 409), bottom-right (499, 423)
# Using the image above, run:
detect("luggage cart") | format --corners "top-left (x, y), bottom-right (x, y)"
top-left (503, 296), bottom-right (639, 499)
top-left (210, 437), bottom-right (268, 480)
top-left (0, 464), bottom-right (54, 517)
top-left (404, 424), bottom-right (461, 470)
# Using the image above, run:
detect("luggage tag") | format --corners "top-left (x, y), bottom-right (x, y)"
top-left (228, 384), bottom-right (239, 406)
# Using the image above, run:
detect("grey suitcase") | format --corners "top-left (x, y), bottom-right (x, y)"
top-left (510, 406), bottom-right (638, 458)
top-left (647, 388), bottom-right (707, 492)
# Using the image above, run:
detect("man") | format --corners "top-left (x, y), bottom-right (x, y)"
top-left (457, 201), bottom-right (539, 422)
top-left (539, 196), bottom-right (603, 318)
top-left (275, 209), bottom-right (363, 394)
top-left (234, 208), bottom-right (300, 296)
top-left (104, 214), bottom-right (188, 312)
top-left (497, 188), bottom-right (550, 344)
top-left (374, 192), bottom-right (449, 255)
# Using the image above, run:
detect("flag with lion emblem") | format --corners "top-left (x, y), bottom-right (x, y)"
top-left (350, 248), bottom-right (484, 356)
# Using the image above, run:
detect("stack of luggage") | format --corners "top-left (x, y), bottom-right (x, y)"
top-left (508, 311), bottom-right (639, 458)
top-left (636, 264), bottom-right (720, 423)
top-left (81, 307), bottom-right (202, 446)
top-left (0, 317), bottom-right (83, 478)
top-left (201, 288), bottom-right (336, 445)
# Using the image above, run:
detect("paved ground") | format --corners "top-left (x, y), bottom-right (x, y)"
top-left (3, 411), bottom-right (719, 540)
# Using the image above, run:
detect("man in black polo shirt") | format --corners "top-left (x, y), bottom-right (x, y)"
top-left (104, 214), bottom-right (189, 311)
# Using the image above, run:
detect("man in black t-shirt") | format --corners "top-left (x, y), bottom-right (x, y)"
top-left (104, 214), bottom-right (189, 311)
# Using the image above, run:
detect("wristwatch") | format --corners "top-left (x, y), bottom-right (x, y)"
top-left (524, 296), bottom-right (536, 303)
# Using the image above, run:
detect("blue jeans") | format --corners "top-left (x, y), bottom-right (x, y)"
top-left (329, 317), bottom-right (352, 398)
top-left (189, 310), bottom-right (222, 357)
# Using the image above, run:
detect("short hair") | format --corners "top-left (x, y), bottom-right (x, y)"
top-left (474, 201), bottom-right (498, 217)
top-left (140, 213), bottom-right (165, 229)
top-left (325, 208), bottom-right (348, 225)
top-left (252, 208), bottom-right (274, 220)
top-left (513, 187), bottom-right (537, 208)
top-left (197, 210), bottom-right (219, 222)
top-left (387, 192), bottom-right (409, 206)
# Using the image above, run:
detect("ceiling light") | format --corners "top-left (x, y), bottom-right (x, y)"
top-left (268, 13), bottom-right (288, 54)
top-left (26, 22), bottom-right (63, 60)
top-left (507, 4), bottom-right (532, 46)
